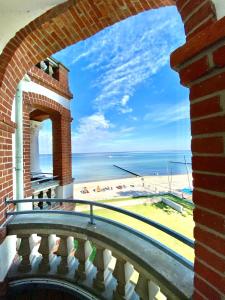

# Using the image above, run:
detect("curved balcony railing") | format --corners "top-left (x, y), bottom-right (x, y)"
top-left (5, 199), bottom-right (194, 299)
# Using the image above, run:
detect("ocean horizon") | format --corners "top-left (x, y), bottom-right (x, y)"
top-left (40, 150), bottom-right (192, 183)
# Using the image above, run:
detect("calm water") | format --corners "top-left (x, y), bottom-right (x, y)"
top-left (40, 151), bottom-right (192, 183)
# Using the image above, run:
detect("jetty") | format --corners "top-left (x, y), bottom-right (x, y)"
top-left (169, 161), bottom-right (192, 165)
top-left (113, 165), bottom-right (141, 177)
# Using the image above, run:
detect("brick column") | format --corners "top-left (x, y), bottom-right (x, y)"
top-left (0, 119), bottom-right (15, 225)
top-left (54, 64), bottom-right (70, 92)
top-left (52, 112), bottom-right (72, 188)
top-left (171, 16), bottom-right (225, 299)
top-left (0, 121), bottom-right (13, 298)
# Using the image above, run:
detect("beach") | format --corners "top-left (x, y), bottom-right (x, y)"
top-left (73, 174), bottom-right (193, 201)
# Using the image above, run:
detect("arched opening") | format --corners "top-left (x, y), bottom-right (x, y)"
top-left (49, 5), bottom-right (193, 264)
top-left (22, 91), bottom-right (72, 204)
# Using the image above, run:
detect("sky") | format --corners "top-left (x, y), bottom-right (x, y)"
top-left (39, 6), bottom-right (190, 154)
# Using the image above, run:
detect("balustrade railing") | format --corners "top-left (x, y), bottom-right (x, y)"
top-left (36, 58), bottom-right (59, 79)
top-left (4, 199), bottom-right (194, 299)
top-left (31, 180), bottom-right (60, 210)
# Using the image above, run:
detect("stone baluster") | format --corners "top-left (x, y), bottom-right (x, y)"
top-left (113, 258), bottom-right (134, 300)
top-left (17, 235), bottom-right (32, 273)
top-left (136, 275), bottom-right (161, 300)
top-left (74, 238), bottom-right (92, 281)
top-left (93, 246), bottom-right (112, 291)
top-left (135, 274), bottom-right (149, 300)
top-left (42, 189), bottom-right (48, 199)
top-left (43, 189), bottom-right (51, 207)
top-left (48, 64), bottom-right (54, 77)
top-left (50, 188), bottom-right (56, 208)
top-left (56, 235), bottom-right (69, 274)
top-left (38, 234), bottom-right (51, 273)
top-left (51, 187), bottom-right (56, 199)
top-left (149, 281), bottom-right (161, 300)
top-left (33, 192), bottom-right (39, 209)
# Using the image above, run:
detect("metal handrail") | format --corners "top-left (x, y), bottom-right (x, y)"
top-left (5, 198), bottom-right (194, 249)
top-left (31, 176), bottom-right (59, 184)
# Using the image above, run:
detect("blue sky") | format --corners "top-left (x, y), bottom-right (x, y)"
top-left (39, 6), bottom-right (190, 154)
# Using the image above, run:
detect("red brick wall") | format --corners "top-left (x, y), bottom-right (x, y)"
top-left (23, 92), bottom-right (72, 192)
top-left (54, 64), bottom-right (70, 92)
top-left (0, 124), bottom-right (14, 225)
top-left (52, 113), bottom-right (73, 186)
top-left (171, 15), bottom-right (225, 299)
top-left (28, 65), bottom-right (72, 99)
top-left (23, 100), bottom-right (33, 198)
top-left (177, 0), bottom-right (216, 40)
top-left (23, 92), bottom-right (71, 116)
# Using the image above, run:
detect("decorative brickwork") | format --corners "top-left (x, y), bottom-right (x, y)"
top-left (23, 92), bottom-right (71, 117)
top-left (171, 13), bottom-right (225, 297)
top-left (52, 114), bottom-right (73, 186)
top-left (28, 65), bottom-right (72, 100)
top-left (0, 126), bottom-right (14, 225)
top-left (177, 0), bottom-right (216, 39)
top-left (23, 92), bottom-right (72, 193)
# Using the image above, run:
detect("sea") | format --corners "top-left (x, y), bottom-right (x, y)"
top-left (40, 150), bottom-right (192, 184)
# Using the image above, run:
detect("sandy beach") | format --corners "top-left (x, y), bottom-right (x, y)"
top-left (73, 174), bottom-right (193, 201)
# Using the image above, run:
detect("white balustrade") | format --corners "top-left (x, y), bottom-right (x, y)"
top-left (5, 215), bottom-right (193, 300)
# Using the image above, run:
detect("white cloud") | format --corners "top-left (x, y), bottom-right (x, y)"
top-left (119, 107), bottom-right (133, 114)
top-left (72, 113), bottom-right (113, 152)
top-left (119, 95), bottom-right (132, 113)
top-left (120, 127), bottom-right (135, 133)
top-left (121, 95), bottom-right (130, 106)
top-left (74, 113), bottom-right (111, 140)
top-left (144, 100), bottom-right (190, 126)
top-left (72, 113), bottom-right (136, 152)
top-left (53, 7), bottom-right (187, 152)
top-left (130, 116), bottom-right (138, 121)
top-left (79, 113), bottom-right (110, 131)
top-left (64, 7), bottom-right (184, 115)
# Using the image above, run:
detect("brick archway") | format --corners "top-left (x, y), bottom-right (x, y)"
top-left (23, 92), bottom-right (72, 197)
top-left (0, 0), bottom-right (224, 298)
top-left (24, 92), bottom-right (71, 118)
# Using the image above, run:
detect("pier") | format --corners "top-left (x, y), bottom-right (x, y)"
top-left (113, 165), bottom-right (141, 177)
